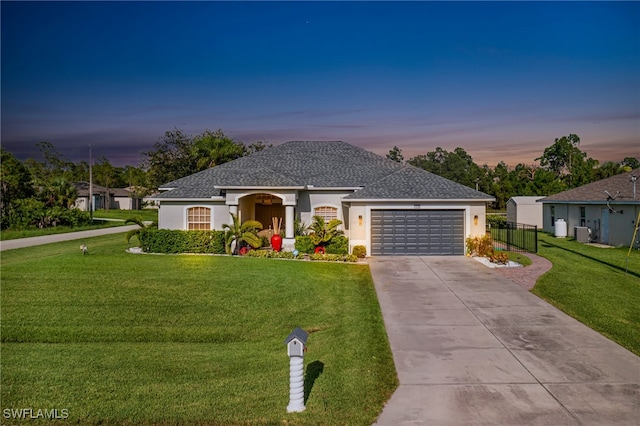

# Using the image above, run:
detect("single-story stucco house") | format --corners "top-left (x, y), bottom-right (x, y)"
top-left (153, 141), bottom-right (494, 256)
top-left (539, 168), bottom-right (640, 247)
top-left (506, 196), bottom-right (543, 228)
top-left (74, 182), bottom-right (143, 211)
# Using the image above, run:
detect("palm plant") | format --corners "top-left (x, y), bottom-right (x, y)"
top-left (309, 216), bottom-right (343, 247)
top-left (125, 216), bottom-right (157, 245)
top-left (222, 212), bottom-right (263, 255)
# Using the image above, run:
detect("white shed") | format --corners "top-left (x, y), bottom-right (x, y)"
top-left (506, 196), bottom-right (543, 228)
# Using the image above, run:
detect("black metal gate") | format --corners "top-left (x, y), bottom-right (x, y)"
top-left (488, 221), bottom-right (538, 253)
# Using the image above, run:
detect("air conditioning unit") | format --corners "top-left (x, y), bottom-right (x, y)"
top-left (574, 226), bottom-right (589, 243)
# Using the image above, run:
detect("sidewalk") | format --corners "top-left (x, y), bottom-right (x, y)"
top-left (371, 256), bottom-right (640, 425)
top-left (0, 225), bottom-right (139, 251)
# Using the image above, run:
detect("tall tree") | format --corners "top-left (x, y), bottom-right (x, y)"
top-left (41, 176), bottom-right (77, 208)
top-left (535, 134), bottom-right (596, 188)
top-left (93, 157), bottom-right (119, 211)
top-left (192, 129), bottom-right (246, 170)
top-left (246, 140), bottom-right (272, 155)
top-left (386, 146), bottom-right (404, 163)
top-left (622, 157), bottom-right (640, 170)
top-left (142, 129), bottom-right (196, 190)
top-left (1, 148), bottom-right (34, 228)
top-left (24, 141), bottom-right (75, 186)
top-left (408, 147), bottom-right (483, 189)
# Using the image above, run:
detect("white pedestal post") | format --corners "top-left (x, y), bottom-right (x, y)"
top-left (287, 356), bottom-right (305, 413)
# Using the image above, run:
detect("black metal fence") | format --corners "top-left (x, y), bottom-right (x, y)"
top-left (488, 221), bottom-right (538, 253)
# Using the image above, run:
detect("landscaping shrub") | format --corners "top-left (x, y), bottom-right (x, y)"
top-left (245, 250), bottom-right (298, 259)
top-left (139, 229), bottom-right (225, 254)
top-left (325, 235), bottom-right (349, 255)
top-left (352, 245), bottom-right (367, 258)
top-left (486, 214), bottom-right (507, 227)
top-left (466, 234), bottom-right (510, 264)
top-left (294, 235), bottom-right (315, 254)
top-left (309, 253), bottom-right (358, 262)
top-left (466, 235), bottom-right (494, 257)
top-left (490, 250), bottom-right (509, 264)
top-left (5, 199), bottom-right (91, 229)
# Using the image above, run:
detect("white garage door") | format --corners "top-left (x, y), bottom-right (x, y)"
top-left (371, 210), bottom-right (465, 256)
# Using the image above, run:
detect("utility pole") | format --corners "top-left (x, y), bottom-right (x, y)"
top-left (89, 145), bottom-right (93, 219)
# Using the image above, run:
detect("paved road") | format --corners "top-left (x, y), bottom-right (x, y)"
top-left (371, 256), bottom-right (640, 425)
top-left (0, 225), bottom-right (139, 251)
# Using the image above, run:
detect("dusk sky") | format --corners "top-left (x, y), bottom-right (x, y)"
top-left (2, 1), bottom-right (639, 168)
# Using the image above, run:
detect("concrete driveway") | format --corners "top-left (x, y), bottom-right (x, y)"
top-left (370, 256), bottom-right (640, 425)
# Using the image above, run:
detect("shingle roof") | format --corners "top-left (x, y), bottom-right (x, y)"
top-left (540, 169), bottom-right (640, 204)
top-left (156, 141), bottom-right (493, 201)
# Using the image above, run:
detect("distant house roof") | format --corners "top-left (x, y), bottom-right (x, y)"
top-left (539, 169), bottom-right (640, 204)
top-left (156, 141), bottom-right (493, 201)
top-left (75, 181), bottom-right (110, 196)
top-left (74, 182), bottom-right (136, 198)
top-left (508, 196), bottom-right (544, 205)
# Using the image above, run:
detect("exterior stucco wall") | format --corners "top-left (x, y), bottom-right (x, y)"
top-left (543, 203), bottom-right (639, 246)
top-left (506, 199), bottom-right (543, 228)
top-left (297, 191), bottom-right (351, 230)
top-left (157, 194), bottom-right (490, 254)
top-left (158, 201), bottom-right (228, 230)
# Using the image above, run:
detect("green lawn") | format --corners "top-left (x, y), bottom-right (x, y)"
top-left (534, 233), bottom-right (640, 355)
top-left (0, 234), bottom-right (397, 425)
top-left (92, 208), bottom-right (158, 222)
top-left (0, 210), bottom-right (158, 241)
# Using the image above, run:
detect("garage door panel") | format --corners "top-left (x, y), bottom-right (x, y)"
top-left (371, 210), bottom-right (464, 256)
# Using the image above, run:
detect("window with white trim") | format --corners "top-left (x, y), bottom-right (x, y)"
top-left (314, 206), bottom-right (338, 222)
top-left (187, 207), bottom-right (211, 230)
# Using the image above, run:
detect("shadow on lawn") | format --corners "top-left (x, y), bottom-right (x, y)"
top-left (304, 360), bottom-right (324, 404)
top-left (540, 241), bottom-right (640, 279)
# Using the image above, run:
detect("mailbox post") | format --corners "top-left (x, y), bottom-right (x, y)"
top-left (284, 327), bottom-right (308, 413)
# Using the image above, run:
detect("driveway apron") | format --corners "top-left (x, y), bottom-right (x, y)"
top-left (371, 256), bottom-right (640, 425)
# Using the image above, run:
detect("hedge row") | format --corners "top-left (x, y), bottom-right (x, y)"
top-left (294, 235), bottom-right (349, 254)
top-left (244, 249), bottom-right (359, 263)
top-left (139, 229), bottom-right (226, 254)
top-left (137, 229), bottom-right (355, 258)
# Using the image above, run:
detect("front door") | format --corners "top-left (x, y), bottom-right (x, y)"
top-left (255, 203), bottom-right (285, 232)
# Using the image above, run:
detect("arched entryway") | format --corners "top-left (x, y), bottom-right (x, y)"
top-left (253, 193), bottom-right (285, 232)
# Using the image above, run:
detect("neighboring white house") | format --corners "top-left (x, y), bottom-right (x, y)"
top-left (539, 169), bottom-right (640, 247)
top-left (506, 196), bottom-right (543, 228)
top-left (74, 182), bottom-right (143, 211)
top-left (153, 141), bottom-right (494, 256)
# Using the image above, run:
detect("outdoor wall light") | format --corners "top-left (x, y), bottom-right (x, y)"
top-left (474, 215), bottom-right (478, 226)
top-left (358, 215), bottom-right (363, 226)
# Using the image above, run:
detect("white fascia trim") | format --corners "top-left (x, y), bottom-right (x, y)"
top-left (306, 186), bottom-right (364, 191)
top-left (214, 185), bottom-right (305, 190)
top-left (149, 197), bottom-right (225, 202)
top-left (345, 198), bottom-right (495, 203)
top-left (157, 187), bottom-right (176, 191)
top-left (540, 200), bottom-right (640, 205)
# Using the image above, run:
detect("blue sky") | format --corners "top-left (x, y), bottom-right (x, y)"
top-left (2, 1), bottom-right (638, 167)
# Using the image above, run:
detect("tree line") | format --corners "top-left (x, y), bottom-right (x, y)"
top-left (387, 134), bottom-right (639, 209)
top-left (1, 129), bottom-right (638, 230)
top-left (0, 129), bottom-right (268, 230)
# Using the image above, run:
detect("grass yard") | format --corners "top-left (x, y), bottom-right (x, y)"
top-left (92, 209), bottom-right (158, 222)
top-left (534, 233), bottom-right (640, 356)
top-left (0, 210), bottom-right (157, 241)
top-left (0, 234), bottom-right (397, 425)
